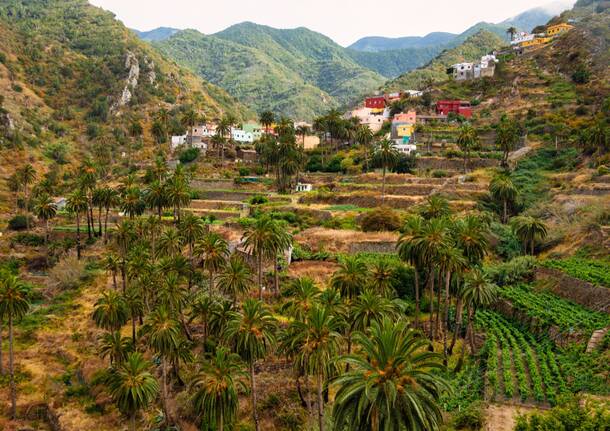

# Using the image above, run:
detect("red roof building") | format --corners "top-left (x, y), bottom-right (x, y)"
top-left (435, 100), bottom-right (472, 118)
top-left (365, 96), bottom-right (386, 109)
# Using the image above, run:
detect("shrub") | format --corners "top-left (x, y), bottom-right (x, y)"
top-left (8, 215), bottom-right (33, 231)
top-left (12, 233), bottom-right (45, 247)
top-left (391, 153), bottom-right (417, 174)
top-left (360, 206), bottom-right (401, 232)
top-left (452, 401), bottom-right (485, 430)
top-left (179, 147), bottom-right (200, 164)
top-left (238, 167), bottom-right (250, 176)
top-left (431, 169), bottom-right (449, 178)
top-left (571, 65), bottom-right (590, 84)
top-left (249, 195), bottom-right (268, 205)
top-left (48, 254), bottom-right (87, 290)
top-left (484, 256), bottom-right (537, 286)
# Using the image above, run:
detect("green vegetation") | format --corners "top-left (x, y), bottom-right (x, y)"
top-left (543, 257), bottom-right (610, 287)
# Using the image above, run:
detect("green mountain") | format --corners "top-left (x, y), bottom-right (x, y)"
top-left (348, 32), bottom-right (456, 52)
top-left (384, 30), bottom-right (506, 92)
top-left (133, 27), bottom-right (181, 42)
top-left (156, 23), bottom-right (386, 120)
top-left (0, 0), bottom-right (248, 165)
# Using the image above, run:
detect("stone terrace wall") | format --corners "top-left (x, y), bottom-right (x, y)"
top-left (535, 267), bottom-right (610, 314)
top-left (417, 157), bottom-right (499, 171)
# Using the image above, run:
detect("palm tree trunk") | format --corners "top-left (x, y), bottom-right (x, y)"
top-left (317, 372), bottom-right (325, 431)
top-left (98, 206), bottom-right (103, 237)
top-left (503, 199), bottom-right (508, 224)
top-left (435, 270), bottom-right (442, 340)
top-left (530, 239), bottom-right (535, 256)
top-left (209, 269), bottom-right (214, 296)
top-left (45, 219), bottom-right (50, 266)
top-left (468, 306), bottom-right (476, 352)
top-left (257, 254), bottom-right (263, 300)
top-left (162, 357), bottom-right (170, 423)
top-left (9, 314), bottom-right (16, 419)
top-left (274, 256), bottom-right (279, 295)
top-left (414, 269), bottom-right (420, 329)
top-left (76, 212), bottom-right (81, 260)
top-left (130, 412), bottom-right (136, 431)
top-left (428, 268), bottom-right (435, 340)
top-left (381, 165), bottom-right (387, 202)
top-left (250, 361), bottom-right (260, 431)
top-left (443, 270), bottom-right (451, 366)
top-left (112, 270), bottom-right (117, 290)
top-left (25, 187), bottom-right (30, 231)
top-left (449, 297), bottom-right (463, 355)
top-left (131, 315), bottom-right (136, 343)
top-left (219, 412), bottom-right (224, 431)
top-left (104, 207), bottom-right (110, 244)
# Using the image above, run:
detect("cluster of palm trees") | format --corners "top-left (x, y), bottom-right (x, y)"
top-left (397, 195), bottom-right (498, 366)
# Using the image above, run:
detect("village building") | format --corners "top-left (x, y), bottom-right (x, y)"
top-left (295, 183), bottom-right (313, 192)
top-left (236, 148), bottom-right (258, 162)
top-left (394, 142), bottom-right (417, 155)
top-left (436, 100), bottom-right (472, 118)
top-left (393, 110), bottom-right (417, 124)
top-left (546, 23), bottom-right (574, 36)
top-left (451, 55), bottom-right (497, 80)
top-left (365, 96), bottom-right (385, 111)
top-left (302, 135), bottom-right (321, 149)
top-left (231, 127), bottom-right (255, 143)
top-left (350, 106), bottom-right (385, 132)
top-left (241, 123), bottom-right (264, 141)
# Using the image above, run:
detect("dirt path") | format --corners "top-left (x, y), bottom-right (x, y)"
top-left (484, 403), bottom-right (537, 431)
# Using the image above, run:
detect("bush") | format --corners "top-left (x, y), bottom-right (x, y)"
top-left (431, 169), bottom-right (449, 178)
top-left (179, 147), bottom-right (200, 164)
top-left (12, 233), bottom-right (45, 246)
top-left (391, 153), bottom-right (417, 174)
top-left (360, 207), bottom-right (402, 232)
top-left (452, 401), bottom-right (485, 430)
top-left (48, 254), bottom-right (87, 290)
top-left (238, 167), bottom-right (250, 176)
top-left (249, 195), bottom-right (268, 205)
top-left (8, 215), bottom-right (33, 231)
top-left (484, 256), bottom-right (537, 286)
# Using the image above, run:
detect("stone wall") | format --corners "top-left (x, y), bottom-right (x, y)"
top-left (535, 267), bottom-right (610, 313)
top-left (416, 157), bottom-right (499, 171)
top-left (348, 241), bottom-right (397, 254)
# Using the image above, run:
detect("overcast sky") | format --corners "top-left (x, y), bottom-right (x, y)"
top-left (89, 0), bottom-right (574, 46)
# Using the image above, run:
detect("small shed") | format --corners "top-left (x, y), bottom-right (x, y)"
top-left (296, 183), bottom-right (313, 192)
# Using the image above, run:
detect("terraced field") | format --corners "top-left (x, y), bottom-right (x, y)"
top-left (477, 311), bottom-right (568, 405)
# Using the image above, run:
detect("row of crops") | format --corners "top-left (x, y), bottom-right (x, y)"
top-left (498, 284), bottom-right (610, 333)
top-left (542, 257), bottom-right (610, 288)
top-left (477, 310), bottom-right (568, 405)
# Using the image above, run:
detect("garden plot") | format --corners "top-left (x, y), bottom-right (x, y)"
top-left (294, 227), bottom-right (399, 254)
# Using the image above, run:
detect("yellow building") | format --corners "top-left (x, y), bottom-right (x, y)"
top-left (519, 37), bottom-right (552, 48)
top-left (396, 124), bottom-right (414, 137)
top-left (546, 23), bottom-right (574, 37)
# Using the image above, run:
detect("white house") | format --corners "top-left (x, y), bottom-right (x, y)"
top-left (394, 142), bottom-right (417, 155)
top-left (404, 89), bottom-right (423, 98)
top-left (231, 128), bottom-right (255, 143)
top-left (296, 183), bottom-right (313, 192)
top-left (453, 55), bottom-right (498, 80)
top-left (171, 135), bottom-right (208, 151)
top-left (452, 62), bottom-right (474, 80)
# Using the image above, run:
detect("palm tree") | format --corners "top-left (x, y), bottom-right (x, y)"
top-left (355, 125), bottom-right (374, 171)
top-left (98, 331), bottom-right (133, 365)
top-left (368, 259), bottom-right (396, 297)
top-left (216, 254), bottom-right (253, 305)
top-left (121, 187), bottom-right (145, 219)
top-left (190, 347), bottom-right (247, 431)
top-left (142, 306), bottom-right (181, 423)
top-left (195, 232), bottom-right (229, 295)
top-left (296, 124), bottom-right (310, 147)
top-left (259, 111), bottom-right (275, 134)
top-left (461, 270), bottom-right (497, 355)
top-left (351, 290), bottom-right (404, 334)
top-left (181, 107), bottom-right (198, 146)
top-left (92, 187), bottom-right (107, 237)
top-left (420, 195), bottom-right (451, 220)
top-left (284, 305), bottom-right (341, 431)
top-left (242, 216), bottom-right (291, 300)
top-left (330, 256), bottom-right (367, 301)
top-left (280, 277), bottom-right (321, 321)
top-left (124, 287), bottom-right (144, 342)
top-left (397, 214), bottom-right (425, 328)
top-left (145, 180), bottom-right (167, 219)
top-left (224, 299), bottom-right (277, 431)
top-left (489, 174), bottom-right (518, 223)
top-left (332, 318), bottom-right (447, 431)
top-left (102, 352), bottom-right (159, 431)
top-left (17, 164), bottom-right (36, 231)
top-left (180, 213), bottom-right (206, 289)
top-left (216, 115), bottom-right (234, 162)
top-left (373, 139), bottom-right (399, 202)
top-left (511, 215), bottom-right (548, 255)
top-left (92, 290), bottom-right (129, 331)
top-left (158, 227), bottom-right (183, 258)
top-left (0, 273), bottom-right (30, 419)
top-left (506, 26), bottom-right (518, 41)
top-left (496, 116), bottom-right (520, 167)
top-left (66, 189), bottom-right (88, 260)
top-left (101, 187), bottom-right (119, 243)
top-left (166, 173), bottom-right (191, 223)
top-left (33, 193), bottom-right (57, 264)
top-left (103, 252), bottom-right (121, 290)
top-left (456, 123), bottom-right (478, 173)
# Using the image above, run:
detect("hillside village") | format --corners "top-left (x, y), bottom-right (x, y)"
top-left (0, 0), bottom-right (609, 431)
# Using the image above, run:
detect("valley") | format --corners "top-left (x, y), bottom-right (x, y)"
top-left (0, 0), bottom-right (609, 430)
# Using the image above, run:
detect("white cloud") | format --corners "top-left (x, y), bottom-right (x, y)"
top-left (89, 0), bottom-right (575, 46)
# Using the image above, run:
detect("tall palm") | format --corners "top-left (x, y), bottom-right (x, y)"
top-left (419, 195), bottom-right (451, 220)
top-left (224, 299), bottom-right (277, 431)
top-left (190, 347), bottom-right (247, 431)
top-left (296, 124), bottom-right (310, 147)
top-left (351, 290), bottom-right (405, 334)
top-left (373, 139), bottom-right (399, 202)
top-left (330, 256), bottom-right (367, 301)
top-left (495, 116), bottom-right (520, 167)
top-left (511, 215), bottom-right (548, 255)
top-left (259, 111), bottom-right (275, 134)
top-left (216, 115), bottom-right (234, 162)
top-left (180, 213), bottom-right (205, 289)
top-left (0, 273), bottom-right (30, 419)
top-left (145, 180), bottom-right (167, 219)
top-left (456, 123), bottom-right (478, 173)
top-left (397, 214), bottom-right (426, 328)
top-left (17, 164), bottom-right (36, 231)
top-left (216, 254), bottom-right (253, 305)
top-left (103, 252), bottom-right (121, 290)
top-left (102, 352), bottom-right (159, 431)
top-left (102, 187), bottom-right (119, 243)
top-left (242, 216), bottom-right (291, 300)
top-left (121, 187), bottom-right (145, 219)
top-left (461, 270), bottom-right (497, 355)
top-left (141, 306), bottom-right (181, 423)
top-left (66, 189), bottom-right (88, 260)
top-left (92, 187), bottom-right (107, 237)
top-left (92, 290), bottom-right (129, 331)
top-left (181, 107), bottom-right (198, 146)
top-left (489, 174), bottom-right (518, 223)
top-left (195, 232), bottom-right (229, 295)
top-left (368, 259), bottom-right (396, 297)
top-left (332, 318), bottom-right (447, 431)
top-left (98, 331), bottom-right (133, 365)
top-left (166, 173), bottom-right (191, 223)
top-left (158, 227), bottom-right (183, 258)
top-left (506, 26), bottom-right (518, 41)
top-left (280, 277), bottom-right (321, 321)
top-left (124, 287), bottom-right (144, 342)
top-left (33, 193), bottom-right (57, 264)
top-left (284, 305), bottom-right (341, 431)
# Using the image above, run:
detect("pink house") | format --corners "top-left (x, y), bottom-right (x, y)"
top-left (393, 110), bottom-right (416, 124)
